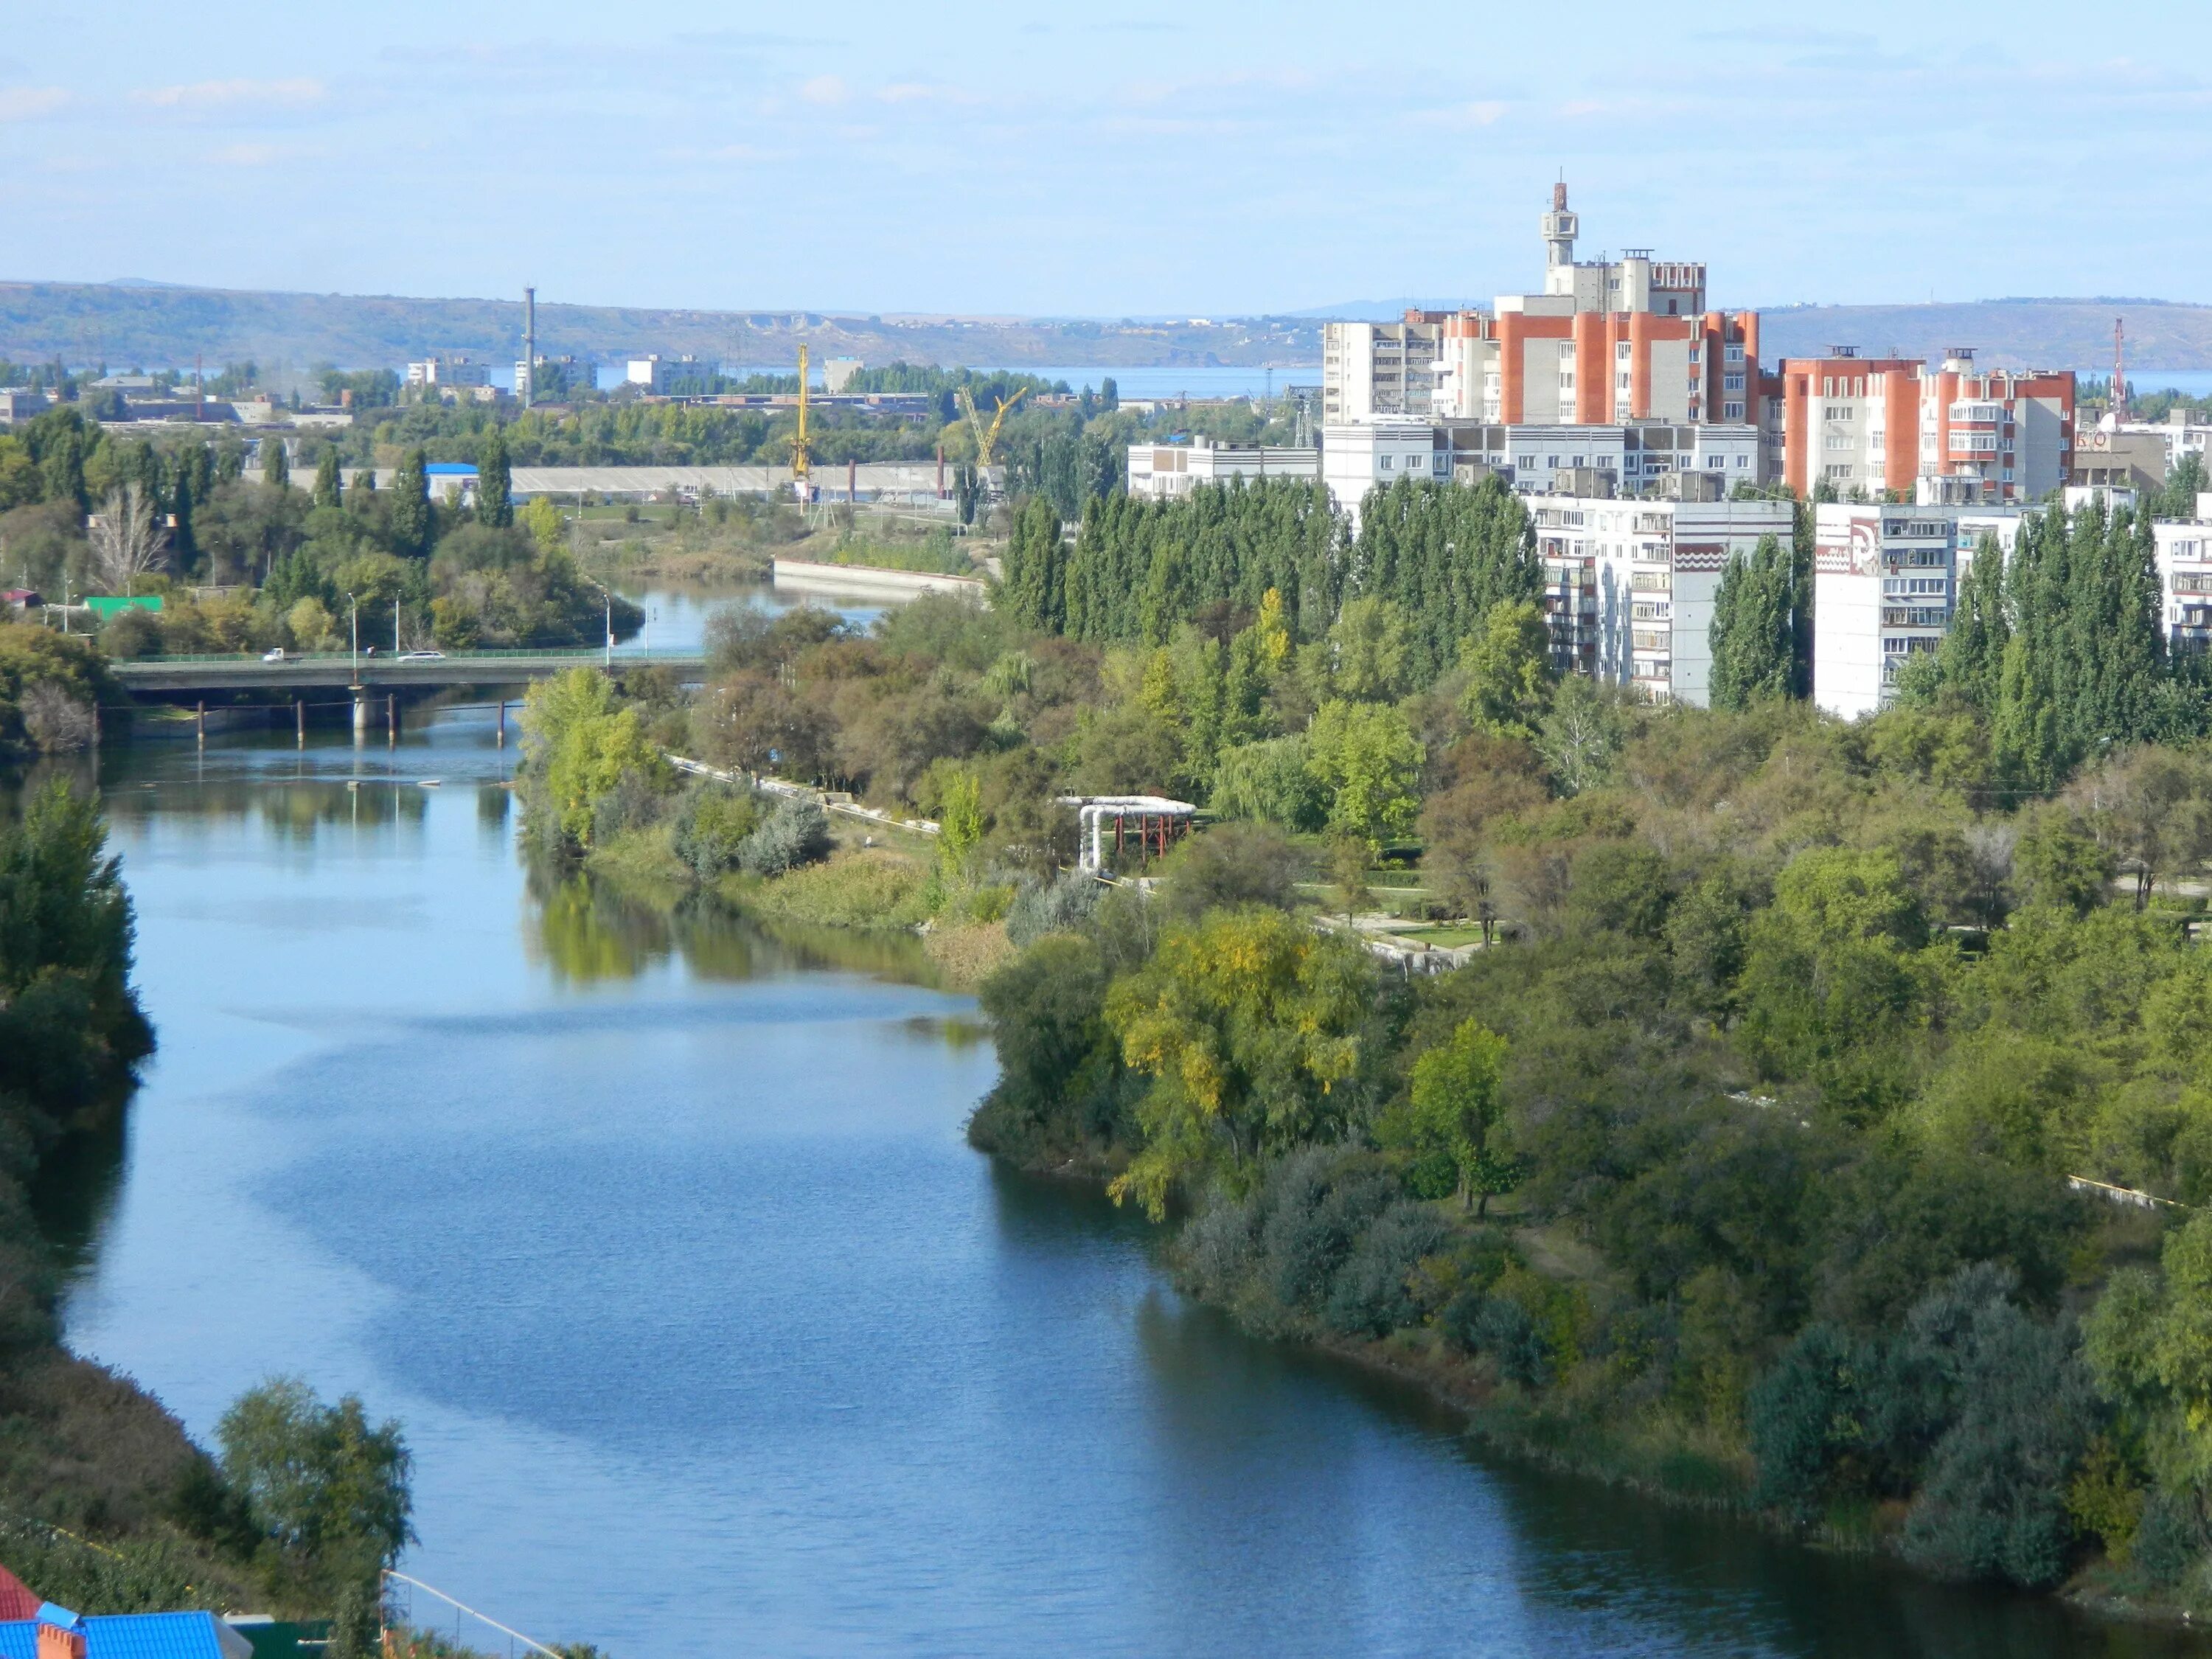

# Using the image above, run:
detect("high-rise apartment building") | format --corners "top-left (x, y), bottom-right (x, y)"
top-left (1764, 349), bottom-right (2073, 505)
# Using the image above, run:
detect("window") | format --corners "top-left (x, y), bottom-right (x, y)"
top-left (1724, 401), bottom-right (1745, 420)
top-left (1379, 454), bottom-right (1393, 470)
top-left (1518, 454), bottom-right (1535, 468)
top-left (1547, 455), bottom-right (1561, 467)
top-left (1617, 343), bottom-right (1632, 359)
top-left (1736, 454), bottom-right (1750, 467)
top-left (1826, 463), bottom-right (1854, 479)
top-left (1724, 374), bottom-right (1745, 391)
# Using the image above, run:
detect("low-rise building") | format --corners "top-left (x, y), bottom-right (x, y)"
top-left (1126, 437), bottom-right (1321, 500)
top-left (2072, 425), bottom-right (2168, 495)
top-left (1812, 503), bottom-right (2026, 718)
top-left (1321, 420), bottom-right (1760, 522)
top-left (626, 355), bottom-right (717, 393)
top-left (0, 389), bottom-right (50, 425)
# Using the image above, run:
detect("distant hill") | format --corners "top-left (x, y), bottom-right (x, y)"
top-left (6, 279), bottom-right (2208, 378)
top-left (0, 281), bottom-right (1321, 375)
top-left (1753, 299), bottom-right (2212, 372)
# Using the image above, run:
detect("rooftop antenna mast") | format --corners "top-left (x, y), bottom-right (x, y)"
top-left (522, 286), bottom-right (536, 409)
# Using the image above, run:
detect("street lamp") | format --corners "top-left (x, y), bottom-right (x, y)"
top-left (345, 591), bottom-right (358, 683)
top-left (587, 579), bottom-right (612, 668)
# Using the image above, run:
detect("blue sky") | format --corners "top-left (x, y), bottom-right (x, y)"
top-left (2, 0), bottom-right (2205, 317)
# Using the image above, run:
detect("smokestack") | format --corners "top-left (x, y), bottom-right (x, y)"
top-left (524, 286), bottom-right (537, 408)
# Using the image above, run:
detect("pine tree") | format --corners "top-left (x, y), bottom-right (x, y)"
top-left (476, 426), bottom-right (513, 528)
top-left (1708, 533), bottom-right (1794, 709)
top-left (313, 448), bottom-right (342, 511)
top-left (261, 437), bottom-right (290, 490)
top-left (389, 448), bottom-right (434, 557)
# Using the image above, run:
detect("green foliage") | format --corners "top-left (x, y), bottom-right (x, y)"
top-left (388, 448), bottom-right (434, 557)
top-left (1380, 1018), bottom-right (1514, 1212)
top-left (999, 495), bottom-right (1065, 630)
top-left (1105, 908), bottom-right (1371, 1216)
top-left (218, 1377), bottom-right (413, 1601)
top-left (1343, 474), bottom-right (1541, 684)
top-left (312, 449), bottom-right (342, 512)
top-left (518, 668), bottom-right (668, 853)
top-left (1458, 599), bottom-right (1554, 740)
top-left (1305, 700), bottom-right (1422, 849)
top-left (1708, 532), bottom-right (1795, 710)
top-left (261, 438), bottom-right (289, 490)
top-left (475, 426), bottom-right (512, 529)
top-left (1208, 736), bottom-right (1327, 832)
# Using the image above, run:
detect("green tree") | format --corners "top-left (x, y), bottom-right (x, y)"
top-left (1327, 595), bottom-right (1414, 703)
top-left (1000, 494), bottom-right (1065, 630)
top-left (1935, 532), bottom-right (2008, 714)
top-left (389, 447), bottom-right (434, 557)
top-left (1305, 699), bottom-right (1424, 851)
top-left (218, 1378), bottom-right (414, 1593)
top-left (1709, 533), bottom-right (1794, 710)
top-left (312, 448), bottom-right (342, 512)
top-left (1458, 598), bottom-right (1554, 739)
top-left (1105, 908), bottom-right (1370, 1216)
top-left (476, 425), bottom-right (513, 529)
top-left (261, 437), bottom-right (290, 490)
top-left (1342, 474), bottom-right (1540, 682)
top-left (937, 765), bottom-right (984, 877)
top-left (1386, 1018), bottom-right (1515, 1211)
top-left (520, 668), bottom-right (667, 852)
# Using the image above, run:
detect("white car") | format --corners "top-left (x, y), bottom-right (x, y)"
top-left (397, 650), bottom-right (446, 661)
top-left (262, 647), bottom-right (288, 662)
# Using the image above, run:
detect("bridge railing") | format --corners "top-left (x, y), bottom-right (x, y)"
top-left (111, 647), bottom-right (695, 667)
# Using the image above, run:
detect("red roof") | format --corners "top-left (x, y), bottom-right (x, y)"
top-left (0, 1563), bottom-right (39, 1621)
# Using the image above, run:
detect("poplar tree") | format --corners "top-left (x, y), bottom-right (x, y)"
top-left (1936, 532), bottom-right (2008, 714)
top-left (389, 448), bottom-right (434, 557)
top-left (261, 437), bottom-right (290, 490)
top-left (1000, 495), bottom-right (1065, 630)
top-left (476, 426), bottom-right (513, 528)
top-left (1708, 533), bottom-right (1794, 709)
top-left (313, 448), bottom-right (342, 511)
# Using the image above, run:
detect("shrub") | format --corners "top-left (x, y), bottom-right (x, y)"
top-left (1255, 1147), bottom-right (1396, 1314)
top-left (1323, 1200), bottom-right (1448, 1337)
top-left (737, 797), bottom-right (832, 877)
top-left (1004, 869), bottom-right (1100, 947)
top-left (671, 783), bottom-right (760, 879)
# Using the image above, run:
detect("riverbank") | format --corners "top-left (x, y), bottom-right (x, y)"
top-left (964, 1109), bottom-right (2202, 1635)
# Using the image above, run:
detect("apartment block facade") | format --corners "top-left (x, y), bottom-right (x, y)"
top-left (1764, 349), bottom-right (2073, 505)
top-left (1531, 495), bottom-right (1795, 706)
top-left (1127, 437), bottom-right (1322, 501)
top-left (1812, 504), bottom-right (2027, 718)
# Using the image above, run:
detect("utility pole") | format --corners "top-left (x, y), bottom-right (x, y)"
top-left (523, 285), bottom-right (537, 411)
top-left (394, 597), bottom-right (401, 653)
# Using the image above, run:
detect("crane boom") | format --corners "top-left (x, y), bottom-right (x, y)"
top-left (957, 385), bottom-right (1028, 469)
top-left (792, 345), bottom-right (812, 494)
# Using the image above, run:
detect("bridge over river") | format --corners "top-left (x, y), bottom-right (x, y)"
top-left (111, 648), bottom-right (706, 695)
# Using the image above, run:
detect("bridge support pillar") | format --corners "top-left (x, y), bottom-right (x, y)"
top-left (352, 690), bottom-right (369, 735)
top-left (195, 701), bottom-right (205, 746)
top-left (497, 700), bottom-right (507, 748)
top-left (295, 699), bottom-right (305, 747)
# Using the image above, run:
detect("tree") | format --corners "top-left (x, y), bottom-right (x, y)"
top-left (1388, 1018), bottom-right (1514, 1212)
top-left (1305, 699), bottom-right (1423, 851)
top-left (1458, 598), bottom-right (1554, 739)
top-left (476, 426), bottom-right (513, 529)
top-left (937, 765), bottom-right (984, 877)
top-left (1159, 821), bottom-right (1301, 919)
top-left (1327, 595), bottom-right (1413, 702)
top-left (218, 1377), bottom-right (413, 1593)
top-left (1935, 532), bottom-right (2008, 714)
top-left (312, 448), bottom-right (342, 512)
top-left (261, 436), bottom-right (290, 490)
top-left (999, 494), bottom-right (1065, 630)
top-left (389, 447), bottom-right (434, 557)
top-left (1342, 474), bottom-right (1540, 682)
top-left (1709, 533), bottom-right (1794, 709)
top-left (88, 482), bottom-right (169, 596)
top-left (518, 494), bottom-right (563, 554)
top-left (1105, 908), bottom-right (1370, 1217)
top-left (1326, 833), bottom-right (1374, 925)
top-left (521, 667), bottom-right (667, 851)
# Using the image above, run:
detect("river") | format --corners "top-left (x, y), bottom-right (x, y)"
top-left (39, 706), bottom-right (2211, 1658)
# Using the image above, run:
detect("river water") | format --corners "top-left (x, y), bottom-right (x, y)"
top-left (41, 707), bottom-right (2211, 1658)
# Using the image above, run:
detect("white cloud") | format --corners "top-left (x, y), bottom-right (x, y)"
top-left (0, 86), bottom-right (69, 122)
top-left (799, 74), bottom-right (848, 105)
top-left (136, 77), bottom-right (325, 111)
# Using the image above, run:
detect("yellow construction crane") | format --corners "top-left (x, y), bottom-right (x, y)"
top-left (791, 344), bottom-right (812, 495)
top-left (956, 385), bottom-right (1026, 469)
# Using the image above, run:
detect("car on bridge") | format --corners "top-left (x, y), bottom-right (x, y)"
top-left (262, 647), bottom-right (288, 662)
top-left (397, 650), bottom-right (447, 661)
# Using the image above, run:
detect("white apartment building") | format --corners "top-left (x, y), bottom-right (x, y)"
top-left (1812, 504), bottom-right (2025, 718)
top-left (1531, 496), bottom-right (1793, 706)
top-left (405, 356), bottom-right (491, 390)
top-left (626, 355), bottom-right (717, 393)
top-left (2152, 511), bottom-right (2212, 653)
top-left (1320, 422), bottom-right (1447, 526)
top-left (1321, 320), bottom-right (1443, 422)
top-left (1329, 185), bottom-right (1756, 434)
top-left (1321, 421), bottom-right (1759, 519)
top-left (1127, 437), bottom-right (1321, 501)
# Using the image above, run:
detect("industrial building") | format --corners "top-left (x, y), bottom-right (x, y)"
top-left (1127, 437), bottom-right (1321, 500)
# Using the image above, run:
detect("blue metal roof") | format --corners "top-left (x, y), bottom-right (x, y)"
top-left (423, 464), bottom-right (478, 475)
top-left (0, 1612), bottom-right (240, 1659)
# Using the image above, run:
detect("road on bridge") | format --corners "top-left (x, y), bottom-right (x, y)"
top-left (110, 649), bottom-right (707, 695)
